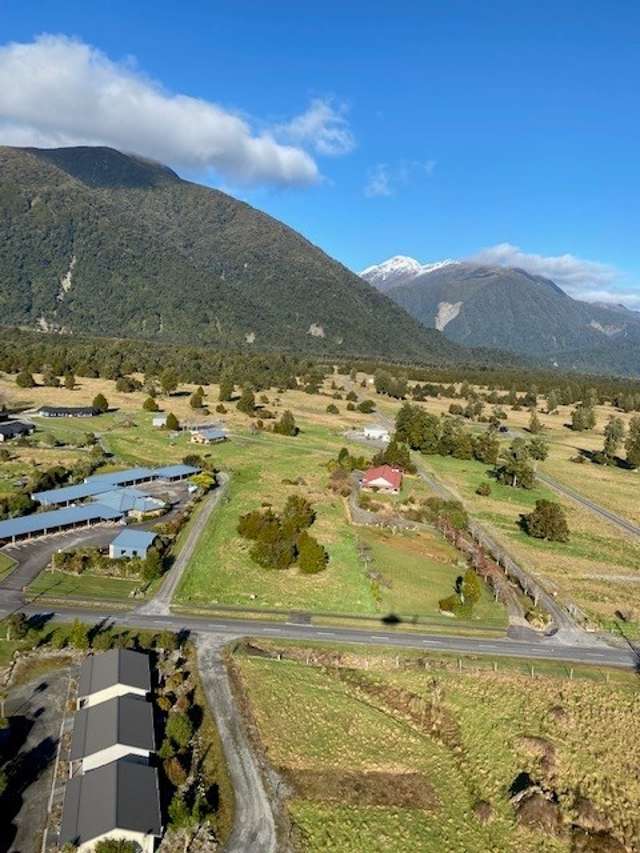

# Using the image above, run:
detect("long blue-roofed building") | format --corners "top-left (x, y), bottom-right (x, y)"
top-left (0, 504), bottom-right (124, 544)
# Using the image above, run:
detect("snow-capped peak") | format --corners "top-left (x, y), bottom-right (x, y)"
top-left (360, 255), bottom-right (459, 292)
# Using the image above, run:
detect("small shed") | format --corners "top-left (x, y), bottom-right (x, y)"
top-left (363, 425), bottom-right (390, 443)
top-left (152, 414), bottom-right (168, 428)
top-left (191, 427), bottom-right (227, 445)
top-left (109, 529), bottom-right (157, 560)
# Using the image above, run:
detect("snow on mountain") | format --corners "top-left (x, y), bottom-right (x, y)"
top-left (360, 255), bottom-right (459, 292)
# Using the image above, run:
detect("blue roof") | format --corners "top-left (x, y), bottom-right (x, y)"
top-left (153, 464), bottom-right (199, 478)
top-left (0, 504), bottom-right (123, 540)
top-left (197, 428), bottom-right (226, 439)
top-left (33, 480), bottom-right (113, 506)
top-left (93, 489), bottom-right (164, 514)
top-left (111, 529), bottom-right (157, 551)
top-left (85, 467), bottom-right (156, 486)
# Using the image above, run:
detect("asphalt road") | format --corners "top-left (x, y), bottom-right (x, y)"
top-left (8, 604), bottom-right (636, 670)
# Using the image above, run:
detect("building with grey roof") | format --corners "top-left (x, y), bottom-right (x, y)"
top-left (71, 694), bottom-right (156, 773)
top-left (78, 649), bottom-right (151, 709)
top-left (0, 420), bottom-right (35, 442)
top-left (60, 757), bottom-right (162, 852)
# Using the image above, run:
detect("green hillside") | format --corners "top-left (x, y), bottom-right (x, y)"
top-left (0, 145), bottom-right (469, 364)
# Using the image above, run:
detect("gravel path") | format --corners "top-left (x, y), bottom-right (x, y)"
top-left (196, 634), bottom-right (278, 853)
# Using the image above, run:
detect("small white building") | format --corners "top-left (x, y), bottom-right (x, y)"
top-left (152, 414), bottom-right (168, 428)
top-left (363, 425), bottom-right (390, 443)
top-left (77, 648), bottom-right (151, 709)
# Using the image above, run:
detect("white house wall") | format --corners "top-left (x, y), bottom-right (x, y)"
top-left (81, 744), bottom-right (151, 773)
top-left (79, 684), bottom-right (147, 709)
top-left (77, 827), bottom-right (157, 853)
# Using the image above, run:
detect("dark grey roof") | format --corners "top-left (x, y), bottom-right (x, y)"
top-left (0, 421), bottom-right (32, 438)
top-left (60, 757), bottom-right (162, 845)
top-left (78, 649), bottom-right (151, 698)
top-left (38, 405), bottom-right (100, 416)
top-left (71, 694), bottom-right (155, 760)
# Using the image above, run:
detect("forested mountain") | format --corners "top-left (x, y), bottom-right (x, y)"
top-left (0, 145), bottom-right (479, 365)
top-left (361, 257), bottom-right (640, 375)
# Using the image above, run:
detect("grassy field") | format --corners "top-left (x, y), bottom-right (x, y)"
top-left (233, 641), bottom-right (640, 853)
top-left (27, 569), bottom-right (141, 601)
top-left (421, 452), bottom-right (640, 633)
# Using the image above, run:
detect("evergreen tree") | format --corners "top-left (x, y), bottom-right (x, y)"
top-left (218, 372), bottom-right (234, 401)
top-left (143, 396), bottom-right (159, 412)
top-left (527, 436), bottom-right (549, 461)
top-left (297, 531), bottom-right (329, 574)
top-left (190, 390), bottom-right (204, 409)
top-left (92, 393), bottom-right (109, 413)
top-left (603, 416), bottom-right (625, 461)
top-left (528, 410), bottom-right (543, 434)
top-left (273, 410), bottom-right (298, 435)
top-left (571, 402), bottom-right (596, 432)
top-left (160, 367), bottom-right (179, 396)
top-left (625, 415), bottom-right (640, 468)
top-left (546, 390), bottom-right (559, 414)
top-left (165, 412), bottom-right (179, 431)
top-left (494, 439), bottom-right (535, 488)
top-left (15, 371), bottom-right (35, 388)
top-left (63, 372), bottom-right (76, 390)
top-left (236, 387), bottom-right (256, 415)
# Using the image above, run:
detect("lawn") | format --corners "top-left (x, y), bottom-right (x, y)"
top-left (0, 551), bottom-right (16, 580)
top-left (27, 570), bottom-right (141, 602)
top-left (421, 452), bottom-right (640, 634)
top-left (233, 642), bottom-right (640, 853)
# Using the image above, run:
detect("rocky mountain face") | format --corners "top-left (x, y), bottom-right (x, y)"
top-left (361, 256), bottom-right (640, 375)
top-left (0, 145), bottom-right (477, 365)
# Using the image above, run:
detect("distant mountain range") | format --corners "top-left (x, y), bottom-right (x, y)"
top-left (361, 256), bottom-right (640, 376)
top-left (0, 145), bottom-right (486, 366)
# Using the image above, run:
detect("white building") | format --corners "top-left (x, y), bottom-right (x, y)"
top-left (77, 648), bottom-right (151, 709)
top-left (363, 425), bottom-right (390, 443)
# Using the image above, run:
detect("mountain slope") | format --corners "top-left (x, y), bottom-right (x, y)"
top-left (0, 145), bottom-right (469, 364)
top-left (361, 257), bottom-right (640, 368)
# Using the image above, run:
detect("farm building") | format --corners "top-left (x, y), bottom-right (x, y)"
top-left (70, 694), bottom-right (156, 773)
top-left (32, 480), bottom-right (115, 508)
top-left (363, 425), bottom-right (390, 442)
top-left (153, 463), bottom-right (199, 480)
top-left (191, 426), bottom-right (227, 445)
top-left (361, 465), bottom-right (403, 494)
top-left (59, 757), bottom-right (162, 853)
top-left (77, 648), bottom-right (151, 709)
top-left (0, 420), bottom-right (35, 442)
top-left (0, 504), bottom-right (123, 545)
top-left (96, 488), bottom-right (165, 518)
top-left (86, 467), bottom-right (157, 488)
top-left (38, 405), bottom-right (101, 418)
top-left (109, 529), bottom-right (157, 560)
top-left (152, 414), bottom-right (168, 428)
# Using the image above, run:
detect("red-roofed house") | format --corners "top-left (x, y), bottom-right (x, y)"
top-left (361, 465), bottom-right (403, 494)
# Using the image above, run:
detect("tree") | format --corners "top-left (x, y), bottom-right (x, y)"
top-left (166, 712), bottom-right (193, 750)
top-left (527, 436), bottom-right (549, 461)
top-left (69, 619), bottom-right (89, 650)
top-left (92, 393), bottom-right (109, 413)
top-left (143, 396), bottom-right (159, 412)
top-left (546, 390), bottom-right (559, 414)
top-left (64, 372), bottom-right (76, 390)
top-left (15, 371), bottom-right (35, 388)
top-left (160, 367), bottom-right (179, 396)
top-left (528, 410), bottom-right (543, 434)
top-left (6, 611), bottom-right (28, 640)
top-left (521, 500), bottom-right (570, 542)
top-left (282, 495), bottom-right (315, 535)
top-left (42, 368), bottom-right (60, 387)
top-left (571, 402), bottom-right (596, 432)
top-left (189, 390), bottom-right (204, 409)
top-left (372, 439), bottom-right (414, 472)
top-left (218, 372), bottom-right (235, 401)
top-left (297, 531), bottom-right (329, 574)
top-left (326, 403), bottom-right (339, 414)
top-left (626, 415), bottom-right (640, 468)
top-left (603, 416), bottom-right (625, 461)
top-left (236, 387), bottom-right (256, 415)
top-left (156, 630), bottom-right (178, 652)
top-left (168, 793), bottom-right (193, 829)
top-left (473, 430), bottom-right (499, 465)
top-left (494, 439), bottom-right (535, 488)
top-left (273, 410), bottom-right (298, 436)
top-left (357, 399), bottom-right (376, 414)
top-left (165, 412), bottom-right (179, 431)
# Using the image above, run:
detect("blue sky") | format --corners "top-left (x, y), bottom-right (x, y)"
top-left (1, 0), bottom-right (639, 304)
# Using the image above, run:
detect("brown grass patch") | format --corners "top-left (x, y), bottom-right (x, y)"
top-left (282, 768), bottom-right (439, 810)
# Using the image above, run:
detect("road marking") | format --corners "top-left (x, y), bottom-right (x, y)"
top-left (263, 628), bottom-right (282, 633)
top-left (317, 632), bottom-right (336, 637)
top-left (371, 636), bottom-right (387, 640)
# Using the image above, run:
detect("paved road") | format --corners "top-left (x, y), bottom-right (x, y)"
top-left (3, 603), bottom-right (635, 669)
top-left (536, 470), bottom-right (640, 538)
top-left (197, 635), bottom-right (277, 853)
top-left (137, 473), bottom-right (229, 616)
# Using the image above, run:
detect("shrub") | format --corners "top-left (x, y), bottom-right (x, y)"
top-left (15, 371), bottom-right (35, 388)
top-left (164, 755), bottom-right (188, 787)
top-left (215, 403), bottom-right (227, 414)
top-left (326, 403), bottom-right (339, 414)
top-left (92, 393), bottom-right (109, 413)
top-left (273, 410), bottom-right (298, 436)
top-left (346, 402), bottom-right (356, 411)
top-left (357, 400), bottom-right (376, 414)
top-left (521, 500), bottom-right (570, 542)
top-left (297, 531), bottom-right (329, 574)
top-left (95, 840), bottom-right (138, 853)
top-left (165, 412), bottom-right (179, 431)
top-left (166, 711), bottom-right (193, 750)
top-left (143, 396), bottom-right (159, 412)
top-left (476, 482), bottom-right (492, 496)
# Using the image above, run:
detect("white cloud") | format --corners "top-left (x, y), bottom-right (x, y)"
top-left (275, 97), bottom-right (354, 156)
top-left (364, 159), bottom-right (436, 198)
top-left (0, 34), bottom-right (320, 186)
top-left (364, 163), bottom-right (392, 197)
top-left (470, 242), bottom-right (616, 290)
top-left (469, 242), bottom-right (640, 308)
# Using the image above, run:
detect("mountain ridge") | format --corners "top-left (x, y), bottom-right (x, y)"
top-left (0, 145), bottom-right (490, 366)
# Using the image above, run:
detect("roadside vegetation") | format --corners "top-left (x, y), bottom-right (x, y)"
top-left (231, 640), bottom-right (640, 853)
